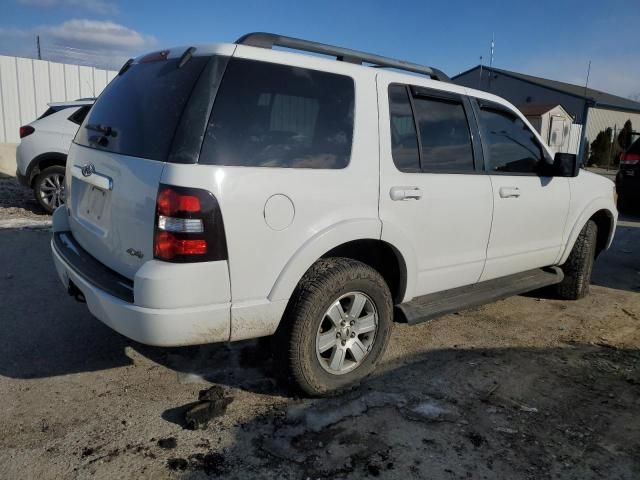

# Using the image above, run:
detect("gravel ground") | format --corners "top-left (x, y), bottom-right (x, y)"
top-left (1, 200), bottom-right (639, 478)
top-left (0, 174), bottom-right (51, 226)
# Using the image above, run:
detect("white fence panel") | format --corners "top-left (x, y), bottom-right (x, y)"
top-left (0, 55), bottom-right (116, 142)
top-left (0, 56), bottom-right (21, 144)
top-left (49, 61), bottom-right (66, 102)
top-left (33, 59), bottom-right (51, 116)
top-left (63, 64), bottom-right (80, 101)
top-left (79, 66), bottom-right (93, 98)
top-left (17, 58), bottom-right (37, 126)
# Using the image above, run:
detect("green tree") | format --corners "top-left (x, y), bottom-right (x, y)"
top-left (589, 128), bottom-right (613, 166)
top-left (618, 119), bottom-right (634, 150)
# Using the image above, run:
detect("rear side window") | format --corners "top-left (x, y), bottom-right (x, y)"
top-left (75, 56), bottom-right (210, 161)
top-left (412, 95), bottom-right (474, 172)
top-left (478, 106), bottom-right (545, 174)
top-left (629, 137), bottom-right (640, 154)
top-left (389, 85), bottom-right (420, 171)
top-left (199, 58), bottom-right (354, 169)
top-left (388, 84), bottom-right (474, 173)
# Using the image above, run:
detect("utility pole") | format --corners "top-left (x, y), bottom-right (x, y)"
top-left (608, 124), bottom-right (617, 171)
top-left (36, 35), bottom-right (41, 60)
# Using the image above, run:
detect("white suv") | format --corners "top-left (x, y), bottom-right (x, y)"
top-left (51, 33), bottom-right (617, 396)
top-left (16, 100), bottom-right (94, 213)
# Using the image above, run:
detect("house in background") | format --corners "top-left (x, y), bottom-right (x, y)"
top-left (517, 103), bottom-right (580, 155)
top-left (453, 66), bottom-right (640, 160)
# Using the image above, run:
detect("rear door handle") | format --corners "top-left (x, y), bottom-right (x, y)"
top-left (499, 186), bottom-right (520, 198)
top-left (390, 186), bottom-right (422, 201)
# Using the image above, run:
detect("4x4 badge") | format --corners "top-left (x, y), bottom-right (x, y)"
top-left (81, 164), bottom-right (95, 177)
top-left (126, 248), bottom-right (144, 259)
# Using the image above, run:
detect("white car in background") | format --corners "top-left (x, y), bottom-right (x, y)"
top-left (16, 99), bottom-right (94, 213)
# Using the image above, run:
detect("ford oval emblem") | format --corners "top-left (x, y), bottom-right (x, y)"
top-left (81, 164), bottom-right (95, 177)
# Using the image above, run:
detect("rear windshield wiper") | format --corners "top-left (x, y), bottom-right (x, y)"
top-left (85, 124), bottom-right (117, 137)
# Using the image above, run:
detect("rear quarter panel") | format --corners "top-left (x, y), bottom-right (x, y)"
top-left (162, 46), bottom-right (382, 306)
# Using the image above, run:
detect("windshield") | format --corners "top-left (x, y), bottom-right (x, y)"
top-left (74, 55), bottom-right (209, 161)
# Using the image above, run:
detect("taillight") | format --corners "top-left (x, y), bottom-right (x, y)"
top-left (620, 153), bottom-right (640, 165)
top-left (153, 184), bottom-right (228, 262)
top-left (19, 125), bottom-right (34, 138)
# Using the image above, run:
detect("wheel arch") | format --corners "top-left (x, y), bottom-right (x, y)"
top-left (27, 152), bottom-right (67, 185)
top-left (267, 219), bottom-right (410, 306)
top-left (559, 200), bottom-right (616, 265)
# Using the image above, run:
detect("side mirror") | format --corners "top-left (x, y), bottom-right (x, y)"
top-left (552, 152), bottom-right (578, 177)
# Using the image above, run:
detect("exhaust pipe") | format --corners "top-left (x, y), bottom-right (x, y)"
top-left (68, 281), bottom-right (86, 303)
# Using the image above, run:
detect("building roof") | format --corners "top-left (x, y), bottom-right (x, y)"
top-left (517, 103), bottom-right (570, 117)
top-left (453, 65), bottom-right (640, 113)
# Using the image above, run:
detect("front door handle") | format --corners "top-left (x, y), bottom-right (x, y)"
top-left (499, 186), bottom-right (521, 198)
top-left (390, 186), bottom-right (423, 201)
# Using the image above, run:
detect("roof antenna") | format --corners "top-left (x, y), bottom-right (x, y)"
top-left (488, 33), bottom-right (494, 91)
top-left (583, 60), bottom-right (591, 98)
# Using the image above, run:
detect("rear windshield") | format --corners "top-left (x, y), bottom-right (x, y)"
top-left (75, 55), bottom-right (209, 161)
top-left (629, 137), bottom-right (640, 154)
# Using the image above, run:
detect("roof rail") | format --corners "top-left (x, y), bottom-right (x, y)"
top-left (235, 32), bottom-right (450, 82)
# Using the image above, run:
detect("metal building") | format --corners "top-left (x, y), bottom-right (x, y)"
top-left (453, 65), bottom-right (640, 160)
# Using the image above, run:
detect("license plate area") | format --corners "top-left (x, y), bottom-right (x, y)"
top-left (76, 182), bottom-right (111, 233)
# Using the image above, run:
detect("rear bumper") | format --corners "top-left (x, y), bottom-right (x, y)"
top-left (16, 168), bottom-right (30, 187)
top-left (51, 230), bottom-right (232, 347)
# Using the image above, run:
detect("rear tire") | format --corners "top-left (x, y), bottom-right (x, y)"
top-left (276, 258), bottom-right (393, 396)
top-left (556, 220), bottom-right (597, 300)
top-left (33, 165), bottom-right (66, 214)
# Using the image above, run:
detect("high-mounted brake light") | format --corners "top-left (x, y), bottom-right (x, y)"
top-left (19, 125), bottom-right (34, 138)
top-left (153, 184), bottom-right (227, 263)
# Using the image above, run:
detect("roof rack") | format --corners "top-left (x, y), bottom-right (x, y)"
top-left (235, 32), bottom-right (450, 82)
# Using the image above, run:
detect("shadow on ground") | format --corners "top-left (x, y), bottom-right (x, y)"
top-left (0, 175), bottom-right (47, 217)
top-left (153, 343), bottom-right (640, 480)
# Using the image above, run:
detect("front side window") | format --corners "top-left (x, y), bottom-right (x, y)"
top-left (199, 58), bottom-right (354, 169)
top-left (412, 95), bottom-right (474, 172)
top-left (388, 84), bottom-right (474, 173)
top-left (478, 106), bottom-right (546, 174)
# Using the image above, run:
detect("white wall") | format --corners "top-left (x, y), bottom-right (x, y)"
top-left (0, 55), bottom-right (116, 143)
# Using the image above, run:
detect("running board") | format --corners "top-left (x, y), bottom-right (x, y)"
top-left (396, 267), bottom-right (564, 325)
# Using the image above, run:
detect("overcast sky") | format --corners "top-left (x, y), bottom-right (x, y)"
top-left (1, 0), bottom-right (638, 100)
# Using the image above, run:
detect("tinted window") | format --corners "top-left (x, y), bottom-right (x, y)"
top-left (629, 137), bottom-right (640, 155)
top-left (200, 58), bottom-right (354, 169)
top-left (68, 106), bottom-right (90, 125)
top-left (389, 84), bottom-right (420, 171)
top-left (75, 56), bottom-right (210, 161)
top-left (413, 95), bottom-right (474, 172)
top-left (479, 106), bottom-right (545, 174)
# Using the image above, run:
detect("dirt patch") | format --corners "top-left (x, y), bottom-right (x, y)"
top-left (0, 218), bottom-right (639, 479)
top-left (0, 176), bottom-right (48, 222)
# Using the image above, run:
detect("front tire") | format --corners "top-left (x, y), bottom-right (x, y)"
top-left (33, 165), bottom-right (65, 214)
top-left (277, 258), bottom-right (393, 396)
top-left (556, 220), bottom-right (597, 300)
